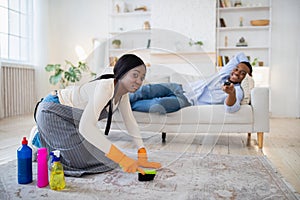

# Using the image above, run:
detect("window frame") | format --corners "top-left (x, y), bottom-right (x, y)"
top-left (0, 0), bottom-right (33, 64)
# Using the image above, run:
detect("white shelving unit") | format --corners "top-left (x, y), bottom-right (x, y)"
top-left (216, 1), bottom-right (272, 67)
top-left (108, 0), bottom-right (152, 65)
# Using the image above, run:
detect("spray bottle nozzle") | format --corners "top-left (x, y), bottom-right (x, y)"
top-left (50, 150), bottom-right (61, 162)
top-left (53, 150), bottom-right (60, 158)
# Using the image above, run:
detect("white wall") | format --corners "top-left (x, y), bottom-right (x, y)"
top-left (270, 0), bottom-right (300, 117)
top-left (35, 0), bottom-right (300, 117)
top-left (48, 0), bottom-right (109, 64)
top-left (151, 0), bottom-right (216, 53)
top-left (150, 0), bottom-right (216, 77)
top-left (33, 0), bottom-right (50, 99)
top-left (0, 59), bottom-right (3, 118)
top-left (33, 0), bottom-right (110, 99)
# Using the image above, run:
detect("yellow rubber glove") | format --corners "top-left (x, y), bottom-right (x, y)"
top-left (106, 145), bottom-right (145, 174)
top-left (138, 147), bottom-right (161, 169)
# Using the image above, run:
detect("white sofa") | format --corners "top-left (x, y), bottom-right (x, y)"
top-left (108, 72), bottom-right (270, 149)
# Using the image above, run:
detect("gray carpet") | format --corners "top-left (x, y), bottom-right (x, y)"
top-left (0, 152), bottom-right (299, 200)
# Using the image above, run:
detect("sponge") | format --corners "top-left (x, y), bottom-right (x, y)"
top-left (138, 169), bottom-right (156, 182)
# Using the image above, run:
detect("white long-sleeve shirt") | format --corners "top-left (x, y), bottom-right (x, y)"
top-left (57, 79), bottom-right (144, 154)
top-left (183, 52), bottom-right (249, 113)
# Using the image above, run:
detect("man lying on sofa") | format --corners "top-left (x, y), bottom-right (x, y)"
top-left (129, 52), bottom-right (252, 114)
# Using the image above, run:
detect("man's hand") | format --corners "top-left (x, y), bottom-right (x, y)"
top-left (138, 148), bottom-right (161, 169)
top-left (222, 82), bottom-right (235, 95)
top-left (222, 83), bottom-right (236, 106)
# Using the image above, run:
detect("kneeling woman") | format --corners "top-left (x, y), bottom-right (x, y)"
top-left (35, 54), bottom-right (161, 177)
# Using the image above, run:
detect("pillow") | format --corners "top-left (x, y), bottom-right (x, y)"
top-left (240, 74), bottom-right (255, 105)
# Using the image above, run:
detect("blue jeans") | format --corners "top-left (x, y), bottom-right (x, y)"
top-left (42, 92), bottom-right (60, 103)
top-left (129, 83), bottom-right (191, 114)
top-left (33, 92), bottom-right (60, 148)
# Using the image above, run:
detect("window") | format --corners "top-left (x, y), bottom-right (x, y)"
top-left (0, 0), bottom-right (33, 63)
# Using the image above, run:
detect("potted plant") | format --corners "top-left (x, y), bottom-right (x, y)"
top-left (112, 39), bottom-right (121, 49)
top-left (251, 58), bottom-right (258, 66)
top-left (188, 39), bottom-right (203, 50)
top-left (189, 39), bottom-right (203, 47)
top-left (45, 60), bottom-right (96, 89)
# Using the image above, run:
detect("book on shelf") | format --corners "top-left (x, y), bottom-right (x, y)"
top-left (219, 0), bottom-right (225, 8)
top-left (218, 55), bottom-right (230, 67)
top-left (224, 0), bottom-right (232, 7)
top-left (219, 0), bottom-right (232, 8)
top-left (219, 18), bottom-right (226, 27)
top-left (218, 55), bottom-right (223, 67)
top-left (223, 56), bottom-right (229, 65)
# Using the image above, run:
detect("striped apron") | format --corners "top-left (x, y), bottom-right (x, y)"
top-left (35, 100), bottom-right (117, 177)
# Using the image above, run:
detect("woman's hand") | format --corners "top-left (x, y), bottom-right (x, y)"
top-left (119, 155), bottom-right (145, 174)
top-left (106, 145), bottom-right (145, 174)
top-left (137, 148), bottom-right (161, 169)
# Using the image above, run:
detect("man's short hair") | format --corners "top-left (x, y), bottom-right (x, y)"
top-left (241, 61), bottom-right (252, 76)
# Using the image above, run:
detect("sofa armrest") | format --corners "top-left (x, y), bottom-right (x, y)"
top-left (251, 87), bottom-right (270, 132)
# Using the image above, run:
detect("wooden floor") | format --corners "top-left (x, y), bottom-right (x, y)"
top-left (0, 115), bottom-right (299, 193)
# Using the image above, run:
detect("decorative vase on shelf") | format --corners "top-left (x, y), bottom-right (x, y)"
top-left (236, 37), bottom-right (247, 47)
top-left (112, 39), bottom-right (121, 49)
top-left (143, 21), bottom-right (151, 30)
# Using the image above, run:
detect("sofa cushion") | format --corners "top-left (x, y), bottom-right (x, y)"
top-left (112, 104), bottom-right (253, 125)
top-left (241, 74), bottom-right (255, 105)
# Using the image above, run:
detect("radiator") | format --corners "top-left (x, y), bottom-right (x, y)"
top-left (1, 65), bottom-right (36, 118)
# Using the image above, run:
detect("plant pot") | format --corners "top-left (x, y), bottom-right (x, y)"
top-left (112, 44), bottom-right (120, 49)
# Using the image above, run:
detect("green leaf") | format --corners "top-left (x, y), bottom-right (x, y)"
top-left (251, 58), bottom-right (258, 66)
top-left (188, 39), bottom-right (203, 46)
top-left (78, 62), bottom-right (87, 71)
top-left (45, 60), bottom-right (95, 87)
top-left (49, 73), bottom-right (62, 85)
top-left (59, 79), bottom-right (67, 89)
top-left (65, 60), bottom-right (76, 68)
top-left (45, 64), bottom-right (61, 72)
top-left (64, 71), bottom-right (72, 82)
top-left (65, 67), bottom-right (81, 82)
top-left (90, 72), bottom-right (97, 77)
top-left (195, 41), bottom-right (203, 46)
top-left (54, 68), bottom-right (64, 77)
